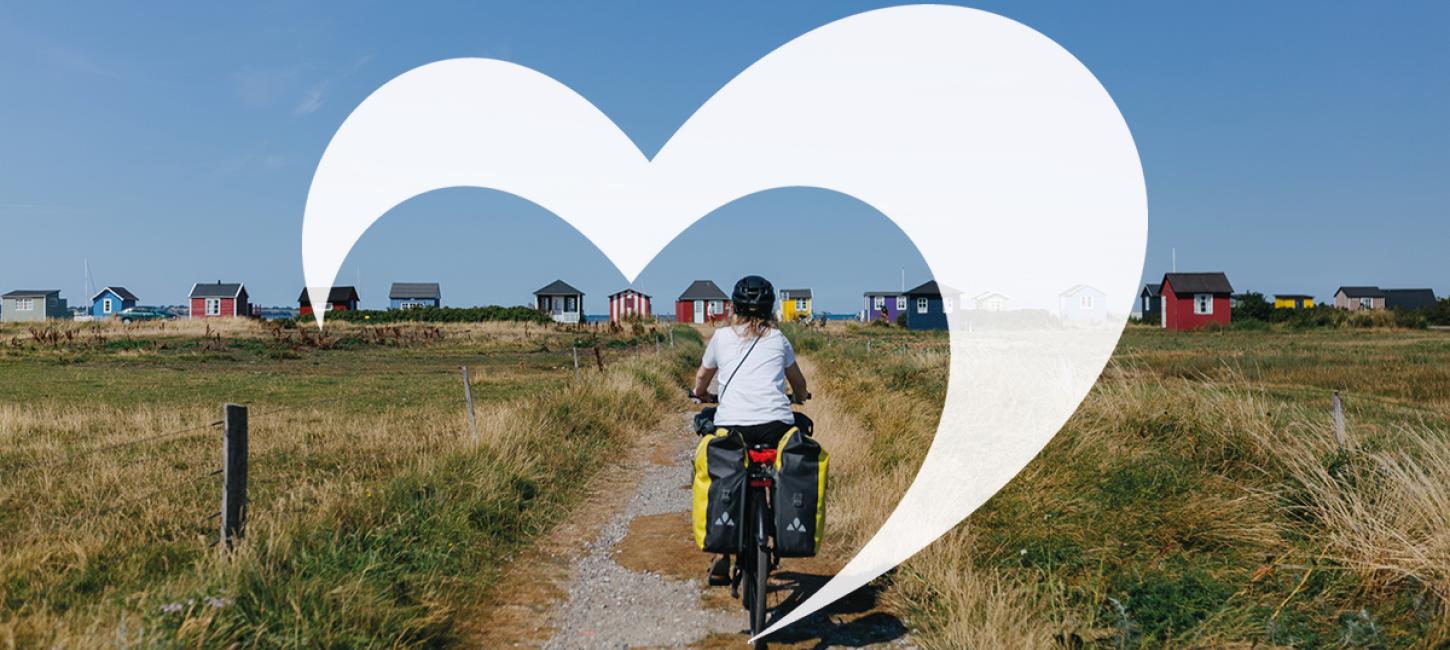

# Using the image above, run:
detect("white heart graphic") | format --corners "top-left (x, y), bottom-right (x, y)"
top-left (303, 5), bottom-right (1145, 638)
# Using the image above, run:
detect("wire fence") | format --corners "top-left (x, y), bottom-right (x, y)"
top-left (12, 419), bottom-right (223, 474)
top-left (4, 329), bottom-right (693, 549)
top-left (5, 394), bottom-right (355, 546)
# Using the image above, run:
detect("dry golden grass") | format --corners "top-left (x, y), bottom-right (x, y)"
top-left (0, 320), bottom-right (702, 647)
top-left (794, 356), bottom-right (1055, 649)
top-left (1281, 427), bottom-right (1450, 602)
top-left (791, 323), bottom-right (1450, 648)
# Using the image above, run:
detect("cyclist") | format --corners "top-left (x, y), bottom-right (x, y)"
top-left (691, 274), bottom-right (809, 585)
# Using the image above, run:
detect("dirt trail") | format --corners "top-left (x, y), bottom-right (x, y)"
top-left (473, 355), bottom-right (916, 648)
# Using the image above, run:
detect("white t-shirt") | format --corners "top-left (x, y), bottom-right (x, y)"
top-left (702, 326), bottom-right (797, 426)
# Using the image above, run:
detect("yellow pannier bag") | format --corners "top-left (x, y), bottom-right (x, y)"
top-left (692, 428), bottom-right (747, 553)
top-left (773, 427), bottom-right (827, 557)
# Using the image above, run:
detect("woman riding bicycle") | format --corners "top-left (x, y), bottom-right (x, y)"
top-left (691, 275), bottom-right (809, 585)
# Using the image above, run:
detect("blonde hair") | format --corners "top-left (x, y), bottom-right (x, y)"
top-left (729, 311), bottom-right (777, 339)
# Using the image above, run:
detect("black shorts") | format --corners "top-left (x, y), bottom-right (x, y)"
top-left (727, 420), bottom-right (793, 447)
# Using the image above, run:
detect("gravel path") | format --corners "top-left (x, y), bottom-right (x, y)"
top-left (534, 347), bottom-right (918, 649)
top-left (542, 413), bottom-right (743, 649)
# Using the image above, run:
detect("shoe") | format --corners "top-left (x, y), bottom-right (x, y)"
top-left (708, 555), bottom-right (731, 586)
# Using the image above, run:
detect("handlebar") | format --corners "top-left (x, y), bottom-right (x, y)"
top-left (687, 390), bottom-right (810, 405)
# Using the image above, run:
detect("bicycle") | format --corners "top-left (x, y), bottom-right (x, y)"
top-left (689, 390), bottom-right (810, 648)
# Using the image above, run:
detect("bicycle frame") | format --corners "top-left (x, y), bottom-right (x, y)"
top-left (733, 443), bottom-right (779, 642)
top-left (745, 446), bottom-right (777, 550)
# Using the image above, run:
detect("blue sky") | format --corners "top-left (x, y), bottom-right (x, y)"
top-left (1, 2), bottom-right (1445, 312)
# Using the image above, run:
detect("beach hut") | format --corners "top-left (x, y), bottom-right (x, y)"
top-left (1160, 272), bottom-right (1232, 330)
top-left (1333, 286), bottom-right (1437, 311)
top-left (779, 289), bottom-right (813, 322)
top-left (676, 280), bottom-right (730, 324)
top-left (972, 291), bottom-right (1010, 313)
top-left (902, 281), bottom-right (948, 330)
top-left (189, 282), bottom-right (249, 319)
top-left (2, 290), bottom-right (67, 322)
top-left (1333, 286), bottom-right (1384, 311)
top-left (608, 288), bottom-right (651, 323)
top-left (389, 283), bottom-right (441, 309)
top-left (1058, 285), bottom-right (1107, 321)
top-left (534, 280), bottom-right (584, 324)
top-left (1273, 294), bottom-right (1315, 310)
top-left (1139, 283), bottom-right (1162, 322)
top-left (299, 286), bottom-right (359, 316)
top-left (863, 291), bottom-right (905, 324)
top-left (91, 286), bottom-right (137, 319)
top-left (1383, 289), bottom-right (1438, 311)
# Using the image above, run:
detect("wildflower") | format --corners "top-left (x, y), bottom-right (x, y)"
top-left (160, 598), bottom-right (196, 614)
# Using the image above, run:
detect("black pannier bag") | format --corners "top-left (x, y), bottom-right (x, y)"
top-left (773, 427), bottom-right (828, 557)
top-left (692, 428), bottom-right (747, 553)
top-left (693, 406), bottom-right (718, 436)
top-left (792, 411), bottom-right (814, 437)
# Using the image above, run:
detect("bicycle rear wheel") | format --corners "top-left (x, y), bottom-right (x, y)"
top-left (750, 541), bottom-right (769, 647)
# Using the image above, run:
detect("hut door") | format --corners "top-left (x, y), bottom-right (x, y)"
top-left (693, 300), bottom-right (704, 324)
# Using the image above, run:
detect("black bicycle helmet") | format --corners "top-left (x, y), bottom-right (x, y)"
top-left (731, 275), bottom-right (775, 317)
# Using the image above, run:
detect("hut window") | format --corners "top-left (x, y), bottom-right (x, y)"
top-left (1359, 297), bottom-right (1373, 309)
top-left (15, 298), bottom-right (33, 311)
top-left (103, 298), bottom-right (113, 313)
top-left (917, 298), bottom-right (928, 314)
top-left (943, 297), bottom-right (954, 313)
top-left (896, 296), bottom-right (907, 311)
top-left (1080, 295), bottom-right (1093, 309)
top-left (205, 298), bottom-right (221, 316)
top-left (1194, 294), bottom-right (1213, 315)
top-left (873, 296), bottom-right (884, 310)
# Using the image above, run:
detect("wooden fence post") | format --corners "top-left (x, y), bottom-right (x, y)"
top-left (594, 345), bottom-right (605, 372)
top-left (1332, 391), bottom-right (1346, 448)
top-left (572, 346), bottom-right (580, 382)
top-left (669, 329), bottom-right (675, 348)
top-left (866, 338), bottom-right (872, 354)
top-left (221, 403), bottom-right (248, 551)
top-left (461, 366), bottom-right (478, 443)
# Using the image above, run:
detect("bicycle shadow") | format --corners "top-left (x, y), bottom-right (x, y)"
top-left (761, 566), bottom-right (909, 648)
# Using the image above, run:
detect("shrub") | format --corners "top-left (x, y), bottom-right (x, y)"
top-left (1233, 292), bottom-right (1273, 321)
top-left (329, 306), bottom-right (551, 324)
top-left (1430, 298), bottom-right (1450, 326)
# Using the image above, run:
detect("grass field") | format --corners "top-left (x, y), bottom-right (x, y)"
top-left (6, 318), bottom-right (1448, 648)
top-left (789, 323), bottom-right (1450, 648)
top-left (0, 318), bottom-right (700, 647)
